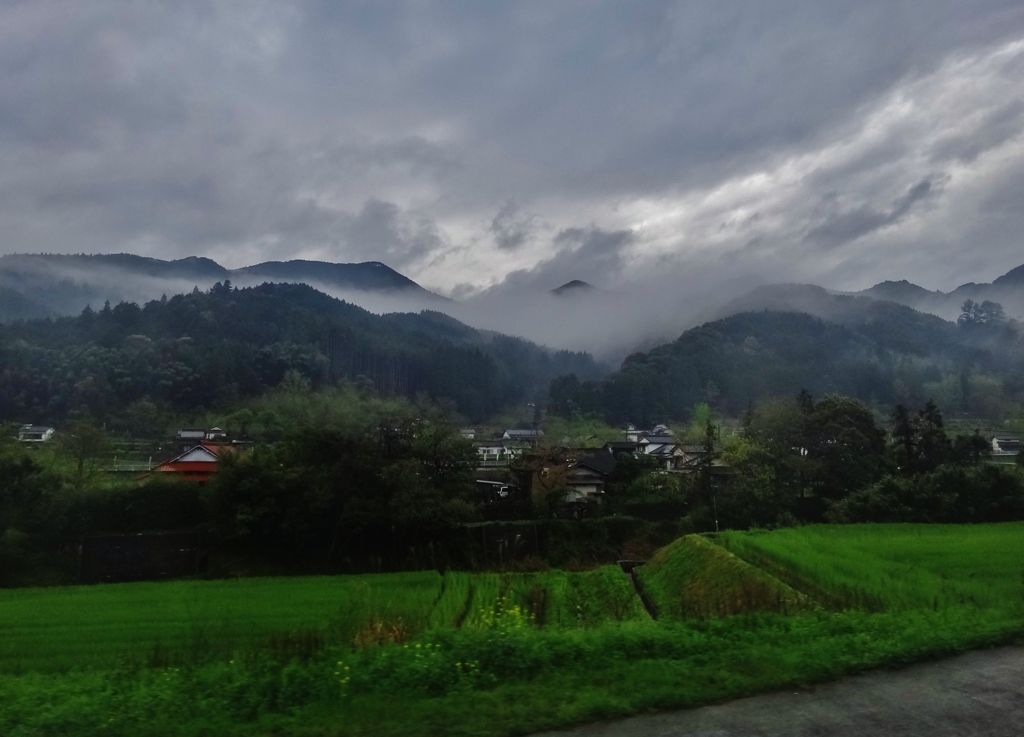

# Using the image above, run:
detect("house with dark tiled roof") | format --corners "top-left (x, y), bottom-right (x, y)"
top-left (173, 429), bottom-right (207, 453)
top-left (605, 440), bottom-right (641, 456)
top-left (565, 447), bottom-right (618, 502)
top-left (502, 428), bottom-right (545, 443)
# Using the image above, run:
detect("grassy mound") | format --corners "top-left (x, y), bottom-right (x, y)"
top-left (636, 534), bottom-right (813, 619)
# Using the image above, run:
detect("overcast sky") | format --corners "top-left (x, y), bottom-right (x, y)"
top-left (2, 0), bottom-right (1024, 297)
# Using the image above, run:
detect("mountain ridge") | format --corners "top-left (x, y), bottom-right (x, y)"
top-left (851, 262), bottom-right (1024, 321)
top-left (550, 294), bottom-right (1020, 424)
top-left (0, 253), bottom-right (447, 322)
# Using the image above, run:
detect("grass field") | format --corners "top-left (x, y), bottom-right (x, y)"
top-left (0, 566), bottom-right (647, 674)
top-left (717, 523), bottom-right (1024, 611)
top-left (2, 523), bottom-right (1024, 736)
top-left (0, 572), bottom-right (449, 673)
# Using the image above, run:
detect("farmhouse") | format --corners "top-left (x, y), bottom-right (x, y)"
top-left (625, 423), bottom-right (671, 442)
top-left (475, 439), bottom-right (523, 468)
top-left (565, 448), bottom-right (617, 502)
top-left (152, 443), bottom-right (235, 482)
top-left (173, 427), bottom-right (236, 452)
top-left (173, 428), bottom-right (207, 452)
top-left (502, 428), bottom-right (545, 443)
top-left (18, 424), bottom-right (55, 443)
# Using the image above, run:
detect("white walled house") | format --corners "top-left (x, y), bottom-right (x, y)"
top-left (992, 435), bottom-right (1021, 456)
top-left (18, 425), bottom-right (55, 443)
top-left (475, 439), bottom-right (524, 468)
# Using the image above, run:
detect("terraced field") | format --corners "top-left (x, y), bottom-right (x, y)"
top-left (3, 523), bottom-right (1024, 737)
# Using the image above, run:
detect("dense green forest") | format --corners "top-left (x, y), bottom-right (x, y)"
top-left (0, 282), bottom-right (601, 424)
top-left (550, 299), bottom-right (1024, 425)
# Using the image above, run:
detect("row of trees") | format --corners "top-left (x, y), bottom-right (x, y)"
top-left (0, 391), bottom-right (481, 584)
top-left (542, 390), bottom-right (1024, 532)
top-left (714, 393), bottom-right (1022, 529)
top-left (209, 417), bottom-right (477, 558)
top-left (5, 380), bottom-right (1024, 584)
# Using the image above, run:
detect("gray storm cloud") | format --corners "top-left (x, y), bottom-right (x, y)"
top-left (804, 179), bottom-right (940, 249)
top-left (0, 0), bottom-right (1022, 332)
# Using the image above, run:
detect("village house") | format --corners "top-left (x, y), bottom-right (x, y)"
top-left (173, 428), bottom-right (207, 453)
top-left (565, 448), bottom-right (617, 503)
top-left (475, 439), bottom-right (523, 468)
top-left (614, 425), bottom-right (681, 470)
top-left (625, 423), bottom-right (671, 442)
top-left (637, 434), bottom-right (678, 470)
top-left (669, 444), bottom-right (714, 472)
top-left (501, 428), bottom-right (545, 443)
top-left (18, 424), bottom-right (55, 443)
top-left (474, 435), bottom-right (531, 513)
top-left (155, 427), bottom-right (254, 482)
top-left (173, 427), bottom-right (237, 452)
top-left (152, 443), bottom-right (232, 483)
top-left (608, 425), bottom-right (730, 481)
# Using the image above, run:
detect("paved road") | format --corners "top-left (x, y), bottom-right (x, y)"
top-left (533, 647), bottom-right (1024, 737)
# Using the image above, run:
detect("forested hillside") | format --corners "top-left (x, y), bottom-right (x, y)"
top-left (550, 304), bottom-right (1024, 424)
top-left (0, 282), bottom-right (601, 423)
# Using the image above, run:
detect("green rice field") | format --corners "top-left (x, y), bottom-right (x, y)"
top-left (0, 566), bottom-right (646, 673)
top-left (718, 523), bottom-right (1024, 611)
top-left (2, 523), bottom-right (1024, 737)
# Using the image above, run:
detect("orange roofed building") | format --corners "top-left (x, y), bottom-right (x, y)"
top-left (152, 443), bottom-right (235, 483)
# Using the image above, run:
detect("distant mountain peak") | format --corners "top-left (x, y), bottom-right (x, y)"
top-left (551, 280), bottom-right (596, 296)
top-left (860, 280), bottom-right (939, 300)
top-left (993, 264), bottom-right (1024, 287)
top-left (232, 259), bottom-right (447, 300)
